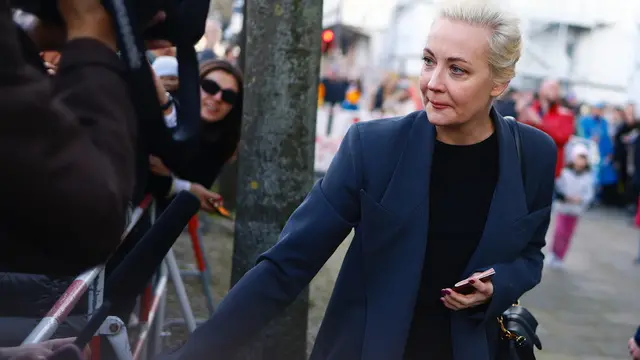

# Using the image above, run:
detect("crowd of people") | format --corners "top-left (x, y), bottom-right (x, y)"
top-left (1, 1), bottom-right (244, 357)
top-left (495, 78), bottom-right (640, 357)
top-left (4, 0), bottom-right (640, 359)
top-left (494, 79), bottom-right (640, 266)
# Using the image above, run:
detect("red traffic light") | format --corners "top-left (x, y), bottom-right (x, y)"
top-left (322, 29), bottom-right (335, 43)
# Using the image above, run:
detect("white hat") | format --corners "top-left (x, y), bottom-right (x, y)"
top-left (571, 143), bottom-right (589, 161)
top-left (152, 56), bottom-right (178, 77)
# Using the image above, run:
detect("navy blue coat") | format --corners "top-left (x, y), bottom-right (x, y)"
top-left (163, 109), bottom-right (557, 360)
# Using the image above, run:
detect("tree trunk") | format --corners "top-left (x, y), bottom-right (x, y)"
top-left (230, 0), bottom-right (323, 358)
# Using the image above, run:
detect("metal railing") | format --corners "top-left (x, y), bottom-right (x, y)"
top-left (20, 195), bottom-right (217, 359)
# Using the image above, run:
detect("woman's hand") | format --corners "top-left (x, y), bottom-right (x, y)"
top-left (41, 52), bottom-right (61, 75)
top-left (441, 271), bottom-right (494, 310)
top-left (629, 337), bottom-right (640, 359)
top-left (149, 155), bottom-right (172, 176)
top-left (44, 60), bottom-right (58, 76)
top-left (189, 184), bottom-right (223, 213)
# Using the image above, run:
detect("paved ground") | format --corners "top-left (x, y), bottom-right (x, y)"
top-left (165, 207), bottom-right (640, 359)
top-left (523, 208), bottom-right (640, 360)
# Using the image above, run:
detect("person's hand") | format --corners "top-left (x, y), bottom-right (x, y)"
top-left (58, 0), bottom-right (117, 51)
top-left (441, 271), bottom-right (494, 310)
top-left (189, 184), bottom-right (223, 213)
top-left (629, 337), bottom-right (640, 359)
top-left (149, 155), bottom-right (172, 177)
top-left (43, 60), bottom-right (58, 76)
top-left (41, 52), bottom-right (61, 75)
top-left (4, 338), bottom-right (90, 360)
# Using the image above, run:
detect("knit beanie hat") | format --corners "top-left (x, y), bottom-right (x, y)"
top-left (152, 56), bottom-right (179, 77)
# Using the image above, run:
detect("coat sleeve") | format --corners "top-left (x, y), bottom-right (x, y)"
top-left (162, 125), bottom-right (364, 360)
top-left (473, 133), bottom-right (557, 322)
top-left (0, 1), bottom-right (136, 265)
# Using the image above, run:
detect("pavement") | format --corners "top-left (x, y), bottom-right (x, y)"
top-left (523, 207), bottom-right (640, 360)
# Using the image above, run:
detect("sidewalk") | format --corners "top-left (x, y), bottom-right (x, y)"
top-left (524, 208), bottom-right (640, 360)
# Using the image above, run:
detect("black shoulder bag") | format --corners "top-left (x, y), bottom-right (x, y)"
top-left (500, 117), bottom-right (543, 360)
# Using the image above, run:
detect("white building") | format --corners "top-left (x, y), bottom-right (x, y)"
top-left (514, 0), bottom-right (640, 105)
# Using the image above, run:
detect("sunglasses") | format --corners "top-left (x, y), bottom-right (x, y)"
top-left (201, 79), bottom-right (238, 104)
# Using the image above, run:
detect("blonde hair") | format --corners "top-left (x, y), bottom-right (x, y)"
top-left (437, 0), bottom-right (522, 85)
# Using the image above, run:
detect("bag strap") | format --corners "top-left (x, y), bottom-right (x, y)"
top-left (505, 116), bottom-right (531, 211)
top-left (505, 116), bottom-right (524, 179)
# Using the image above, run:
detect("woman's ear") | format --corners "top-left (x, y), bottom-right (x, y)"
top-left (490, 81), bottom-right (510, 98)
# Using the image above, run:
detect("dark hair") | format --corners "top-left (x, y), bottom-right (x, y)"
top-left (198, 59), bottom-right (243, 161)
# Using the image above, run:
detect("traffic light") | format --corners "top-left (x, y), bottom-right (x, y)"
top-left (321, 29), bottom-right (335, 54)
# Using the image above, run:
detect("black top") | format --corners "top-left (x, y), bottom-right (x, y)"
top-left (403, 131), bottom-right (499, 359)
top-left (146, 133), bottom-right (236, 204)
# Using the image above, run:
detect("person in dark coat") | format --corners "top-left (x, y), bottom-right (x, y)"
top-left (103, 60), bottom-right (243, 328)
top-left (0, 0), bottom-right (137, 346)
top-left (148, 59), bottom-right (243, 209)
top-left (613, 104), bottom-right (639, 208)
top-left (158, 2), bottom-right (555, 360)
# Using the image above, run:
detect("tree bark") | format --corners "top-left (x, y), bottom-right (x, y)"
top-left (230, 0), bottom-right (323, 359)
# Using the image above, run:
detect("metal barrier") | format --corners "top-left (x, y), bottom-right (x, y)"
top-left (21, 195), bottom-right (153, 346)
top-left (21, 195), bottom-right (217, 360)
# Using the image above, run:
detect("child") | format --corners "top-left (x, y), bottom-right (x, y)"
top-left (548, 144), bottom-right (595, 268)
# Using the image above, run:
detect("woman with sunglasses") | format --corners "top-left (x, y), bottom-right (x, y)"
top-left (102, 60), bottom-right (243, 335)
top-left (148, 59), bottom-right (243, 211)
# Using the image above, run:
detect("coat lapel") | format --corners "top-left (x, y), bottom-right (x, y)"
top-left (361, 111), bottom-right (435, 360)
top-left (462, 109), bottom-right (529, 276)
top-left (379, 111), bottom-right (434, 220)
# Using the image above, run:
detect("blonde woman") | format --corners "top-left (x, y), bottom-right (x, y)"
top-left (161, 1), bottom-right (556, 359)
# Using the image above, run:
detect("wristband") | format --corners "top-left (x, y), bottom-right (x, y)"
top-left (160, 92), bottom-right (174, 111)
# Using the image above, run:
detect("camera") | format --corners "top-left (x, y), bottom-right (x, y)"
top-left (11, 0), bottom-right (208, 148)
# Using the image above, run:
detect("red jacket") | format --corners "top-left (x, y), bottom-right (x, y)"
top-left (523, 101), bottom-right (575, 177)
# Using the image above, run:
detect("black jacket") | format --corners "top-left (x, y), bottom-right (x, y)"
top-left (0, 1), bottom-right (136, 344)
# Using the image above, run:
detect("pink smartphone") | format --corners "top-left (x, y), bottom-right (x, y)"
top-left (452, 268), bottom-right (495, 295)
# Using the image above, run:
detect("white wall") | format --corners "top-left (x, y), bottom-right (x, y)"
top-left (627, 28), bottom-right (640, 106)
top-left (517, 25), bottom-right (571, 80)
top-left (323, 0), bottom-right (395, 30)
top-left (570, 23), bottom-right (639, 103)
top-left (382, 1), bottom-right (437, 76)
